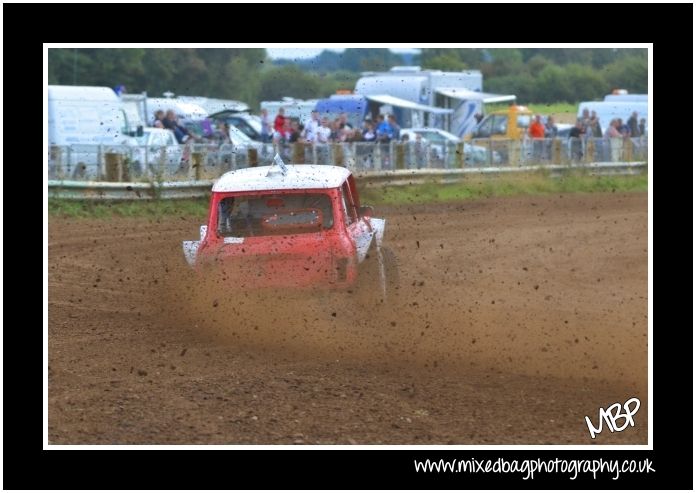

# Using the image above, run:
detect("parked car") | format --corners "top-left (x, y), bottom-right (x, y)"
top-left (210, 111), bottom-right (264, 142)
top-left (123, 127), bottom-right (184, 176)
top-left (182, 156), bottom-right (398, 301)
top-left (400, 127), bottom-right (502, 165)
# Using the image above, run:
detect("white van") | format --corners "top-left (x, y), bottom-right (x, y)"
top-left (48, 85), bottom-right (134, 178)
top-left (48, 85), bottom-right (128, 146)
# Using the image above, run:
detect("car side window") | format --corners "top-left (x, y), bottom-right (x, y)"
top-left (492, 115), bottom-right (508, 135)
top-left (152, 132), bottom-right (166, 147)
top-left (341, 183), bottom-right (357, 225)
top-left (476, 117), bottom-right (493, 138)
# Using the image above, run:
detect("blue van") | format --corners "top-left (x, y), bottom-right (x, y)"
top-left (314, 95), bottom-right (373, 129)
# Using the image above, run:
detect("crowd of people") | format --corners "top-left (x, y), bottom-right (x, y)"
top-left (527, 108), bottom-right (647, 161)
top-left (262, 108), bottom-right (403, 146)
top-left (149, 104), bottom-right (646, 166)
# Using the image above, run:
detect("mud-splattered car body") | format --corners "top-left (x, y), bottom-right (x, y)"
top-left (183, 159), bottom-right (394, 295)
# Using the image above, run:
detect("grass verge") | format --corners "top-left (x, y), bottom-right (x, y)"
top-left (360, 170), bottom-right (647, 206)
top-left (485, 102), bottom-right (578, 115)
top-left (49, 170), bottom-right (647, 218)
top-left (48, 197), bottom-right (209, 219)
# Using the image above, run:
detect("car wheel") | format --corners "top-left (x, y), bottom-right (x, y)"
top-left (356, 245), bottom-right (400, 309)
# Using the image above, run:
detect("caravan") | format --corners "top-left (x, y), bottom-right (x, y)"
top-left (355, 66), bottom-right (514, 137)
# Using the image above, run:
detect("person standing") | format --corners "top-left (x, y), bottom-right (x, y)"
top-left (528, 114), bottom-right (546, 161)
top-left (605, 119), bottom-right (622, 162)
top-left (627, 111), bottom-right (640, 137)
top-left (303, 110), bottom-right (320, 143)
top-left (568, 119), bottom-right (585, 161)
top-left (274, 108), bottom-right (286, 135)
top-left (260, 108), bottom-right (271, 143)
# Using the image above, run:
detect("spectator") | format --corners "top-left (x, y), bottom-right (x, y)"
top-left (290, 122), bottom-right (303, 143)
top-left (580, 107), bottom-right (591, 133)
top-left (316, 117), bottom-right (331, 144)
top-left (568, 119), bottom-right (585, 161)
top-left (639, 118), bottom-right (646, 136)
top-left (474, 112), bottom-right (484, 124)
top-left (348, 128), bottom-right (363, 142)
top-left (388, 114), bottom-right (401, 141)
top-left (627, 111), bottom-right (639, 137)
top-left (617, 118), bottom-right (630, 137)
top-left (589, 112), bottom-right (602, 138)
top-left (543, 115), bottom-right (558, 160)
top-left (153, 110), bottom-right (165, 128)
top-left (362, 120), bottom-right (376, 142)
top-left (528, 114), bottom-right (545, 160)
top-left (528, 114), bottom-right (545, 139)
top-left (330, 119), bottom-right (341, 142)
top-left (260, 108), bottom-right (271, 143)
top-left (287, 120), bottom-right (302, 143)
top-left (303, 110), bottom-right (320, 143)
top-left (281, 119), bottom-right (293, 143)
top-left (375, 114), bottom-right (394, 143)
top-left (338, 112), bottom-right (353, 130)
top-left (605, 119), bottom-right (622, 162)
top-left (162, 110), bottom-right (192, 144)
top-left (274, 108), bottom-right (286, 134)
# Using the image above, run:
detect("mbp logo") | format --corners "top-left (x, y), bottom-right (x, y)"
top-left (585, 397), bottom-right (641, 439)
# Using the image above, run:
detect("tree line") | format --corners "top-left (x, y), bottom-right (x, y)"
top-left (419, 48), bottom-right (648, 103)
top-left (48, 48), bottom-right (647, 109)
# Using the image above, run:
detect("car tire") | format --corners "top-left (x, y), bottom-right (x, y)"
top-left (356, 245), bottom-right (400, 309)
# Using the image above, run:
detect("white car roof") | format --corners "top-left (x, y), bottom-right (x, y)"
top-left (213, 165), bottom-right (351, 193)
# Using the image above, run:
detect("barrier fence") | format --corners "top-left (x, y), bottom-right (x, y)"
top-left (48, 162), bottom-right (647, 201)
top-left (47, 137), bottom-right (648, 183)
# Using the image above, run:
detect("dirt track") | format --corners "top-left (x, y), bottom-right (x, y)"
top-left (48, 192), bottom-right (648, 444)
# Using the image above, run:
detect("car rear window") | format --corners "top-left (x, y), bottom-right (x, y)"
top-left (217, 194), bottom-right (334, 237)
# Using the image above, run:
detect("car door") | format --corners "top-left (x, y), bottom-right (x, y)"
top-left (341, 178), bottom-right (373, 264)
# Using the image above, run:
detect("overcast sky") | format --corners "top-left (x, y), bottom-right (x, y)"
top-left (266, 48), bottom-right (420, 60)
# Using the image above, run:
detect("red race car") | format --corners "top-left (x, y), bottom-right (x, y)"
top-left (183, 155), bottom-right (398, 300)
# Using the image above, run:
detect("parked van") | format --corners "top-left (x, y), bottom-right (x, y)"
top-left (314, 95), bottom-right (373, 129)
top-left (469, 105), bottom-right (533, 140)
top-left (121, 92), bottom-right (148, 135)
top-left (48, 85), bottom-right (135, 178)
top-left (48, 85), bottom-right (128, 146)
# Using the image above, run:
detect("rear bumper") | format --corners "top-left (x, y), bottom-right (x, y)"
top-left (195, 256), bottom-right (357, 290)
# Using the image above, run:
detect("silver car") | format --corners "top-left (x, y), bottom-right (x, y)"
top-left (400, 128), bottom-right (502, 166)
